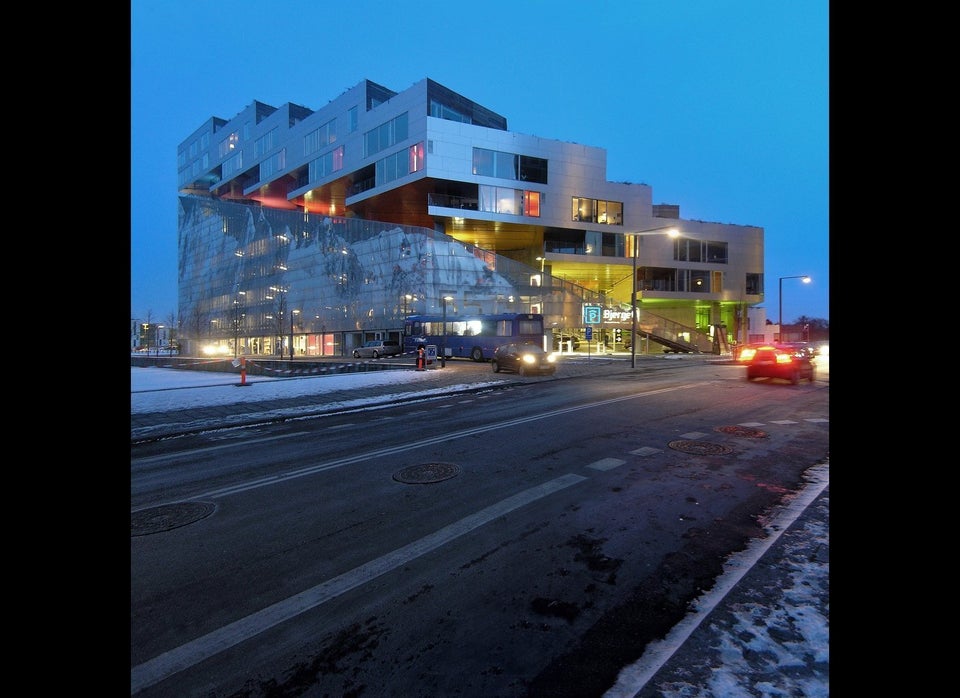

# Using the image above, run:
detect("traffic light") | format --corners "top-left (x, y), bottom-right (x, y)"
top-left (615, 328), bottom-right (622, 342)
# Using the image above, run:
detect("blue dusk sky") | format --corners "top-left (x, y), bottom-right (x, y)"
top-left (131, 0), bottom-right (829, 324)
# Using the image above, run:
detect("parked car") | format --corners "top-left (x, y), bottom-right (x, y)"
top-left (352, 339), bottom-right (402, 359)
top-left (552, 334), bottom-right (581, 350)
top-left (491, 342), bottom-right (557, 376)
top-left (740, 342), bottom-right (816, 384)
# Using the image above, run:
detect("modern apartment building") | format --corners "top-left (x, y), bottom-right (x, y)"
top-left (176, 77), bottom-right (764, 358)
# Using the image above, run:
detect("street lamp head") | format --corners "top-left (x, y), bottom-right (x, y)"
top-left (632, 226), bottom-right (680, 238)
top-left (778, 275), bottom-right (812, 339)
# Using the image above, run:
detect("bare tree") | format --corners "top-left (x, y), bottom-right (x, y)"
top-left (165, 311), bottom-right (178, 352)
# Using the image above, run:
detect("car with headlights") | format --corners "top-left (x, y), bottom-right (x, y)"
top-left (740, 342), bottom-right (816, 384)
top-left (491, 342), bottom-right (557, 376)
top-left (352, 339), bottom-right (402, 359)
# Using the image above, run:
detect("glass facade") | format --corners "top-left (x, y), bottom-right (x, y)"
top-left (178, 196), bottom-right (558, 356)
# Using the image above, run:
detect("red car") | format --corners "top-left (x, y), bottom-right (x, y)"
top-left (740, 342), bottom-right (816, 385)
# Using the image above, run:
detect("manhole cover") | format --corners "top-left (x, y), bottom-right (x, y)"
top-left (131, 501), bottom-right (216, 537)
top-left (393, 462), bottom-right (461, 484)
top-left (668, 440), bottom-right (734, 455)
top-left (714, 425), bottom-right (768, 438)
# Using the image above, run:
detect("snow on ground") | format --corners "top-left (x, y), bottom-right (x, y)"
top-left (131, 365), bottom-right (506, 414)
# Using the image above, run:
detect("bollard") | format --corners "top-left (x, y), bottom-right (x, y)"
top-left (235, 356), bottom-right (251, 387)
top-left (416, 346), bottom-right (425, 371)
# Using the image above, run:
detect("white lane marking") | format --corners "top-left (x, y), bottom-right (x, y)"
top-left (629, 447), bottom-right (662, 457)
top-left (587, 458), bottom-right (626, 471)
top-left (602, 463), bottom-right (829, 698)
top-left (679, 431), bottom-right (708, 439)
top-left (130, 473), bottom-right (588, 694)
top-left (138, 384), bottom-right (700, 504)
top-left (132, 433), bottom-right (299, 466)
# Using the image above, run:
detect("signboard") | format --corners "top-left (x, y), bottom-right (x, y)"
top-left (585, 326), bottom-right (593, 341)
top-left (582, 304), bottom-right (602, 324)
top-left (426, 344), bottom-right (438, 368)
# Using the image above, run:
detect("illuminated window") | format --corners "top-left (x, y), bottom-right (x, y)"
top-left (409, 142), bottom-right (424, 172)
top-left (522, 191), bottom-right (540, 217)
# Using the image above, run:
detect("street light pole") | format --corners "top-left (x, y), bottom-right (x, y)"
top-left (630, 226), bottom-right (680, 368)
top-left (778, 275), bottom-right (811, 342)
top-left (441, 295), bottom-right (452, 368)
top-left (290, 308), bottom-right (299, 360)
top-left (278, 292), bottom-right (285, 357)
top-left (536, 256), bottom-right (546, 314)
top-left (233, 288), bottom-right (245, 358)
top-left (631, 242), bottom-right (638, 368)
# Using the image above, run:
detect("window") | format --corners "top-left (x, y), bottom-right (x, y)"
top-left (304, 120), bottom-right (337, 156)
top-left (478, 185), bottom-right (530, 215)
top-left (375, 148), bottom-right (411, 186)
top-left (571, 197), bottom-right (621, 224)
top-left (308, 145), bottom-right (343, 182)
top-left (254, 127), bottom-right (278, 158)
top-left (545, 230), bottom-right (586, 254)
top-left (585, 231), bottom-right (601, 256)
top-left (430, 99), bottom-right (472, 123)
top-left (518, 156), bottom-right (548, 184)
top-left (691, 270), bottom-right (710, 292)
top-left (409, 142), bottom-right (424, 173)
top-left (706, 242), bottom-right (728, 263)
top-left (674, 237), bottom-right (727, 264)
top-left (522, 191), bottom-right (540, 217)
top-left (639, 267), bottom-right (677, 292)
top-left (675, 237), bottom-right (702, 262)
top-left (473, 148), bottom-right (493, 176)
top-left (259, 149), bottom-right (286, 180)
top-left (495, 152), bottom-right (517, 179)
top-left (472, 148), bottom-right (548, 184)
top-left (572, 197), bottom-right (596, 222)
top-left (364, 112), bottom-right (408, 157)
top-left (219, 131), bottom-right (240, 158)
top-left (601, 232), bottom-right (621, 257)
top-left (223, 151), bottom-right (243, 177)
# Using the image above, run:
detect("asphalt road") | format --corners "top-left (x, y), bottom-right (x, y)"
top-left (131, 354), bottom-right (829, 697)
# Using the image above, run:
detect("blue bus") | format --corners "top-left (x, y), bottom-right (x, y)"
top-left (403, 313), bottom-right (545, 362)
